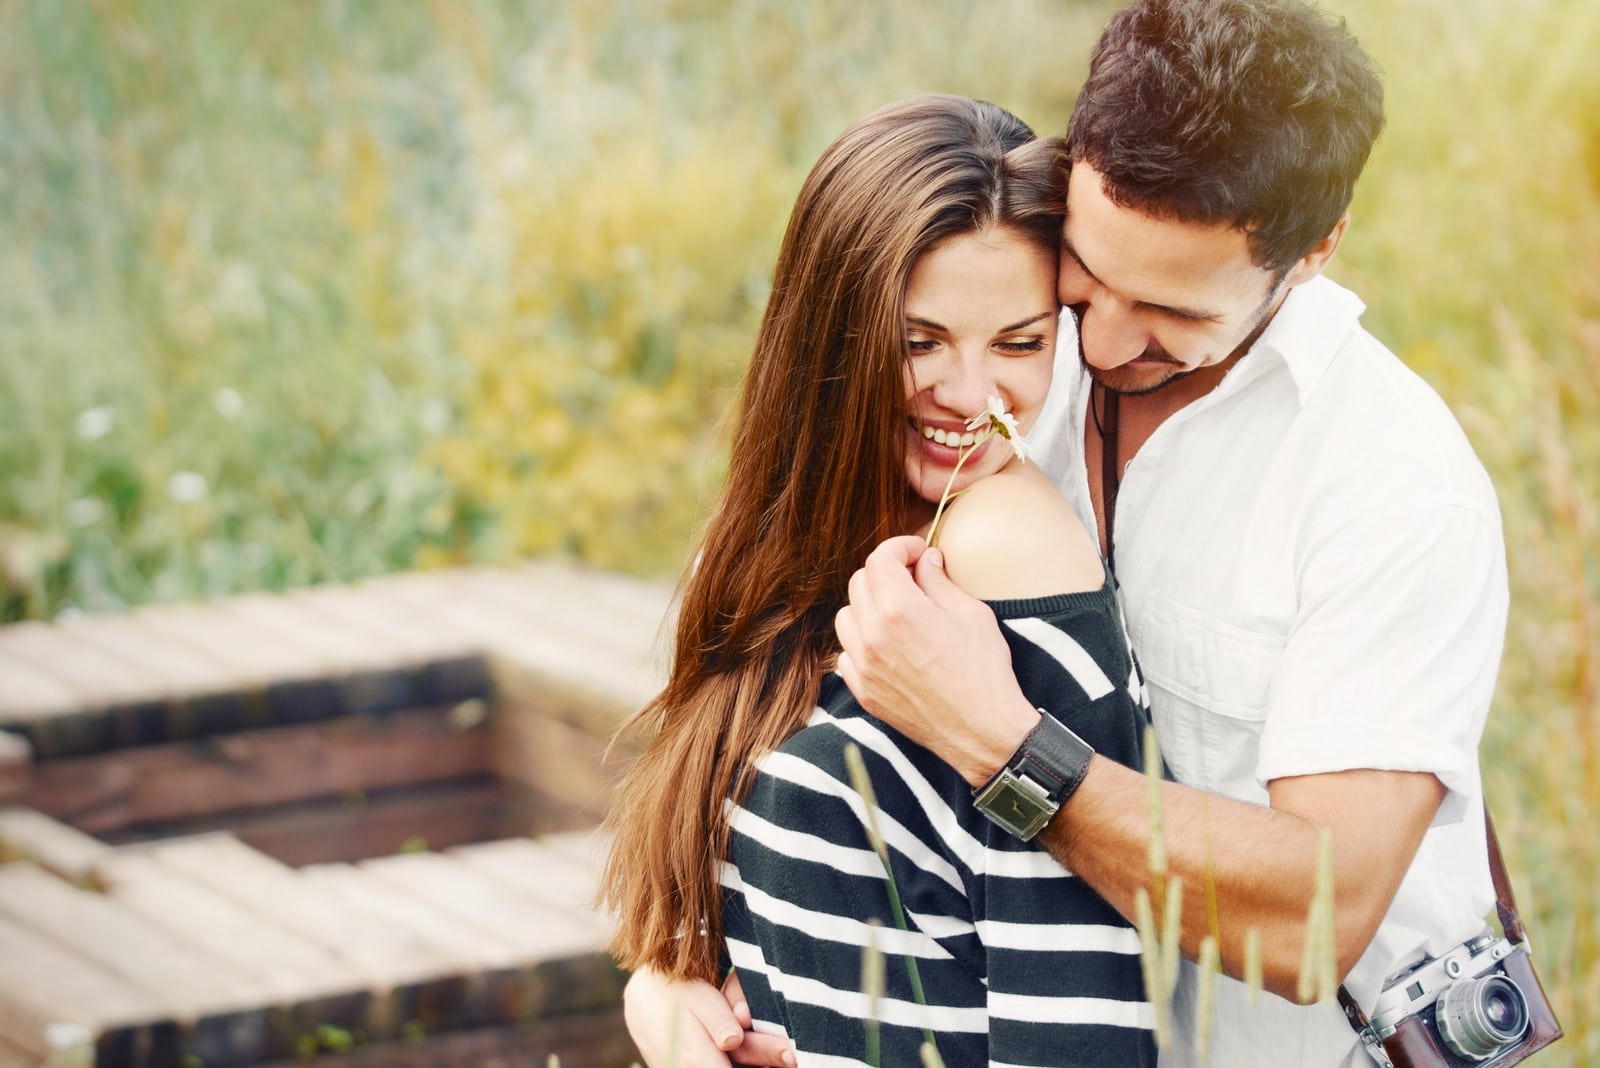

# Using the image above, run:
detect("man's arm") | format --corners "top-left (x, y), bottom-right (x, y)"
top-left (833, 536), bottom-right (1444, 1002)
top-left (1050, 756), bottom-right (1442, 999)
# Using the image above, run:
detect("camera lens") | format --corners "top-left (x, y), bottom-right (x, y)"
top-left (1437, 975), bottom-right (1529, 1061)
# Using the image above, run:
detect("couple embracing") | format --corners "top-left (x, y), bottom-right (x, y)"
top-left (601, 1), bottom-right (1514, 1065)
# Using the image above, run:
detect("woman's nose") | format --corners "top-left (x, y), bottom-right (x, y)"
top-left (931, 349), bottom-right (993, 416)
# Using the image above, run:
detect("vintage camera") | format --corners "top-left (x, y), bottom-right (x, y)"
top-left (1353, 927), bottom-right (1560, 1067)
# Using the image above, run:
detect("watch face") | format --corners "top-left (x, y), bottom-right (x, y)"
top-left (974, 769), bottom-right (1059, 841)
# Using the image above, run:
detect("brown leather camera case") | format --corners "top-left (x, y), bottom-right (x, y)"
top-left (1379, 947), bottom-right (1560, 1066)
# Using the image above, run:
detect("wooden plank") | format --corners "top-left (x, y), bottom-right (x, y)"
top-left (0, 806), bottom-right (110, 882)
top-left (360, 572), bottom-right (658, 725)
top-left (108, 777), bottom-right (528, 867)
top-left (23, 706), bottom-right (492, 837)
top-left (0, 622), bottom-right (174, 753)
top-left (0, 620), bottom-right (173, 724)
top-left (221, 593), bottom-right (420, 715)
top-left (0, 733), bottom-right (28, 807)
top-left (139, 833), bottom-right (471, 1034)
top-left (501, 562), bottom-right (674, 656)
top-left (0, 649), bottom-right (105, 758)
top-left (283, 585), bottom-right (491, 704)
top-left (450, 835), bottom-right (609, 922)
top-left (56, 611), bottom-right (244, 698)
top-left (0, 908), bottom-right (172, 1066)
top-left (251, 1008), bottom-right (637, 1068)
top-left (300, 861), bottom-right (521, 971)
top-left (0, 642), bottom-right (95, 719)
top-left (93, 848), bottom-right (373, 1046)
top-left (56, 612), bottom-right (266, 742)
top-left (300, 862), bottom-right (530, 1027)
top-left (0, 862), bottom-right (271, 1066)
top-left (129, 604), bottom-right (346, 725)
top-left (491, 698), bottom-right (623, 822)
top-left (358, 849), bottom-right (623, 1016)
top-left (140, 834), bottom-right (450, 970)
top-left (538, 826), bottom-right (615, 870)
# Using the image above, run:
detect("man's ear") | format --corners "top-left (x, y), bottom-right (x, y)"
top-left (1284, 213), bottom-right (1350, 287)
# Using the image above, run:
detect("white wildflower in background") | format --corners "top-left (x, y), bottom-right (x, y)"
top-left (214, 387), bottom-right (244, 419)
top-left (66, 498), bottom-right (104, 528)
top-left (167, 471), bottom-right (209, 503)
top-left (421, 397), bottom-right (450, 435)
top-left (74, 406), bottom-right (115, 441)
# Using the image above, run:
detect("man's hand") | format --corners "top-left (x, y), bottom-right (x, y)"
top-left (834, 535), bottom-right (1038, 786)
top-left (623, 967), bottom-right (795, 1067)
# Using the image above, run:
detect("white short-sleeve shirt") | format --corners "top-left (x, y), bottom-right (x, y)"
top-left (1032, 275), bottom-right (1508, 1068)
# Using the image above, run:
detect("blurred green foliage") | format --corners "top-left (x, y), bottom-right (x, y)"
top-left (1, 0), bottom-right (1598, 1058)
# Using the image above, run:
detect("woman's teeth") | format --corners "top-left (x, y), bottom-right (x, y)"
top-left (921, 424), bottom-right (977, 448)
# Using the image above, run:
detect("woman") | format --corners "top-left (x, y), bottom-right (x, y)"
top-left (601, 95), bottom-right (1156, 1067)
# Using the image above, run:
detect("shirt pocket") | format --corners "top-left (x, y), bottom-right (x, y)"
top-left (1129, 592), bottom-right (1287, 800)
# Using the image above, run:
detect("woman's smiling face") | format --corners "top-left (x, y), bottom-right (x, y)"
top-left (901, 226), bottom-right (1059, 509)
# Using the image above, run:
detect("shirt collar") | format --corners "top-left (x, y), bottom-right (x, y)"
top-left (1247, 274), bottom-right (1367, 406)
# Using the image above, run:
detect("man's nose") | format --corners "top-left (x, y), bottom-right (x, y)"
top-left (1078, 301), bottom-right (1147, 369)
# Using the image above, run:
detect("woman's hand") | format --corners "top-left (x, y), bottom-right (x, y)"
top-left (623, 967), bottom-right (796, 1067)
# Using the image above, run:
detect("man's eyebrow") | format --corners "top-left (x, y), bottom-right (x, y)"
top-left (1062, 238), bottom-right (1224, 323)
top-left (905, 311), bottom-right (1055, 334)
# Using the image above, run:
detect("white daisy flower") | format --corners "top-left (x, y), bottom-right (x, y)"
top-left (167, 471), bottom-right (209, 503)
top-left (213, 387), bottom-right (244, 419)
top-left (75, 406), bottom-right (115, 441)
top-left (67, 497), bottom-right (104, 528)
top-left (964, 394), bottom-right (1032, 462)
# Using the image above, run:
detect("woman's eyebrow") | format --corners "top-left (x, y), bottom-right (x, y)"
top-left (905, 311), bottom-right (1055, 333)
top-left (998, 311), bottom-right (1055, 333)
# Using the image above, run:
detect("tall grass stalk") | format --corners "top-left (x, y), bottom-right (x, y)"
top-left (843, 743), bottom-right (939, 1059)
top-left (1143, 725), bottom-right (1167, 907)
top-left (1195, 935), bottom-right (1220, 1062)
top-left (863, 922), bottom-right (885, 1067)
top-left (1243, 930), bottom-right (1263, 1007)
top-left (1294, 829), bottom-right (1338, 1005)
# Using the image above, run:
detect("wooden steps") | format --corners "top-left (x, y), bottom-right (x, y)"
top-left (0, 561), bottom-right (676, 1067)
top-left (0, 815), bottom-right (627, 1068)
top-left (0, 562), bottom-right (671, 859)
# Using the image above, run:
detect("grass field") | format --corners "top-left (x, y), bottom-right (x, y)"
top-left (2, 0), bottom-right (1596, 1060)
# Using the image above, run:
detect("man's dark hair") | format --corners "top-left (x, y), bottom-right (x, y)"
top-left (1067, 0), bottom-right (1384, 271)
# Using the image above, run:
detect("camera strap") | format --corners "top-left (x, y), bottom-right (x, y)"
top-left (1337, 803), bottom-right (1522, 1032)
top-left (1483, 808), bottom-right (1525, 946)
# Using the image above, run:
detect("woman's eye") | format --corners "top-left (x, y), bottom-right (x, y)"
top-left (907, 338), bottom-right (938, 354)
top-left (997, 338), bottom-right (1048, 354)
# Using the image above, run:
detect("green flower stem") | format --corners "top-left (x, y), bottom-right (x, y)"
top-left (925, 428), bottom-right (994, 549)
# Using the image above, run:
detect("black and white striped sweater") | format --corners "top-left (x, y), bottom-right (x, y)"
top-left (720, 583), bottom-right (1159, 1067)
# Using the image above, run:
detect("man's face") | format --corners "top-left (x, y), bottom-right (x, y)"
top-left (1059, 162), bottom-right (1287, 395)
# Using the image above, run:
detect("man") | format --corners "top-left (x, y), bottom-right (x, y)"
top-left (624, 1), bottom-right (1507, 1064)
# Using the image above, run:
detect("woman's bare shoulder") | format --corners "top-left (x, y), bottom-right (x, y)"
top-left (932, 462), bottom-right (1104, 601)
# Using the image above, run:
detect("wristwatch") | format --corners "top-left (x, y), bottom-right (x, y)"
top-left (972, 711), bottom-right (1095, 841)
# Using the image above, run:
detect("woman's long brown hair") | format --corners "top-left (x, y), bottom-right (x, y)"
top-left (600, 95), bottom-right (1067, 981)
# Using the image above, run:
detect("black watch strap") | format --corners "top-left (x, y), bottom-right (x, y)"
top-left (972, 712), bottom-right (1095, 840)
top-left (1009, 714), bottom-right (1095, 805)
